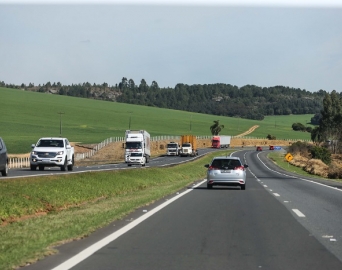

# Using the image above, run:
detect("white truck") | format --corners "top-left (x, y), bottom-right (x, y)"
top-left (30, 137), bottom-right (74, 171)
top-left (166, 141), bottom-right (181, 156)
top-left (125, 130), bottom-right (151, 166)
top-left (179, 135), bottom-right (198, 157)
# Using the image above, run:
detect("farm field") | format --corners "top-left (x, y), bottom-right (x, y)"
top-left (1, 87), bottom-right (313, 153)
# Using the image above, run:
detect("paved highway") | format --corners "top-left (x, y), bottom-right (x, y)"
top-left (23, 149), bottom-right (342, 270)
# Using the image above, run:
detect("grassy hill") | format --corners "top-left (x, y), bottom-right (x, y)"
top-left (1, 87), bottom-right (313, 153)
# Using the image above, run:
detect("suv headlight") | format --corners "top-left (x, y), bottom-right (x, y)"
top-left (56, 151), bottom-right (64, 155)
top-left (31, 151), bottom-right (37, 155)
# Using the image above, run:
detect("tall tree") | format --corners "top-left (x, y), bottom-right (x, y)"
top-left (319, 90), bottom-right (342, 153)
top-left (210, 120), bottom-right (224, 135)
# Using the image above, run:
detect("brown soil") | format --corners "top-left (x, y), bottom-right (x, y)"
top-left (235, 125), bottom-right (259, 137)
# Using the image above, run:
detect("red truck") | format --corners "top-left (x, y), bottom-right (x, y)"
top-left (211, 135), bottom-right (231, 148)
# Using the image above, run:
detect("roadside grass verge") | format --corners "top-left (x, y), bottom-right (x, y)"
top-left (267, 152), bottom-right (342, 182)
top-left (0, 152), bottom-right (227, 270)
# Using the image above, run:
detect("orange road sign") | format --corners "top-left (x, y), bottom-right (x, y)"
top-left (285, 153), bottom-right (293, 162)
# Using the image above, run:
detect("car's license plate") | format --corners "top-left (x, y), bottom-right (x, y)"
top-left (221, 170), bottom-right (231, 173)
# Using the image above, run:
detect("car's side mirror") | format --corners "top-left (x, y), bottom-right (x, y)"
top-left (31, 144), bottom-right (35, 149)
top-left (66, 145), bottom-right (71, 149)
top-left (204, 164), bottom-right (209, 168)
top-left (244, 164), bottom-right (248, 168)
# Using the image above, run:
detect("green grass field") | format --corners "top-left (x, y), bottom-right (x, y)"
top-left (1, 87), bottom-right (314, 153)
top-left (0, 152), bottom-right (216, 270)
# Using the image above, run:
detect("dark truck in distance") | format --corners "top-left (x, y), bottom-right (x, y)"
top-left (0, 137), bottom-right (9, 176)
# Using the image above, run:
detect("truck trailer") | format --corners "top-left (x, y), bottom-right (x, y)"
top-left (179, 135), bottom-right (198, 157)
top-left (125, 130), bottom-right (151, 166)
top-left (211, 135), bottom-right (231, 148)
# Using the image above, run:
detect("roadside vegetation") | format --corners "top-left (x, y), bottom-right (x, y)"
top-left (0, 152), bottom-right (220, 270)
top-left (1, 87), bottom-right (312, 153)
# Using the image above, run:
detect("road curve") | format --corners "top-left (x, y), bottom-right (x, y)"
top-left (23, 148), bottom-right (342, 270)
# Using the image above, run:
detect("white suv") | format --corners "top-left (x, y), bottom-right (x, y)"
top-left (30, 137), bottom-right (74, 171)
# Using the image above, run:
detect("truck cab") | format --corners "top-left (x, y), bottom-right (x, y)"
top-left (125, 130), bottom-right (151, 166)
top-left (166, 142), bottom-right (180, 156)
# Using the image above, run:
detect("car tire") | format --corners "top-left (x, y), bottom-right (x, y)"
top-left (61, 158), bottom-right (67, 171)
top-left (39, 165), bottom-right (44, 171)
top-left (30, 165), bottom-right (37, 171)
top-left (207, 183), bottom-right (213, 189)
top-left (67, 156), bottom-right (74, 171)
top-left (1, 163), bottom-right (8, 176)
top-left (241, 184), bottom-right (246, 190)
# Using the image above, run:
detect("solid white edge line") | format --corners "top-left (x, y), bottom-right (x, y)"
top-left (256, 154), bottom-right (342, 193)
top-left (51, 179), bottom-right (207, 270)
top-left (292, 209), bottom-right (306, 217)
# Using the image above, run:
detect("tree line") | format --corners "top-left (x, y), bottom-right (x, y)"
top-left (1, 78), bottom-right (330, 120)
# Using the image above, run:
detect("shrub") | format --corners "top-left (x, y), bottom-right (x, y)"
top-left (327, 165), bottom-right (342, 179)
top-left (288, 141), bottom-right (311, 157)
top-left (292, 123), bottom-right (306, 131)
top-left (310, 146), bottom-right (331, 165)
top-left (266, 134), bottom-right (276, 140)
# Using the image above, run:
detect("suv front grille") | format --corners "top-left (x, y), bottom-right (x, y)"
top-left (37, 152), bottom-right (57, 158)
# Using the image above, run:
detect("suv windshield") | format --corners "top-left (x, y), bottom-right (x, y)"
top-left (37, 140), bottom-right (64, 148)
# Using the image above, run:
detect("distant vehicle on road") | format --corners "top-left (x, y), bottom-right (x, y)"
top-left (179, 135), bottom-right (198, 157)
top-left (204, 156), bottom-right (248, 190)
top-left (256, 146), bottom-right (262, 151)
top-left (30, 137), bottom-right (74, 171)
top-left (166, 141), bottom-right (181, 156)
top-left (125, 130), bottom-right (151, 166)
top-left (211, 135), bottom-right (231, 148)
top-left (0, 137), bottom-right (9, 176)
top-left (269, 145), bottom-right (274, 150)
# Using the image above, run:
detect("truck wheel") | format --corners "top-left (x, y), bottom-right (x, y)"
top-left (39, 165), bottom-right (44, 171)
top-left (30, 165), bottom-right (37, 171)
top-left (1, 163), bottom-right (8, 176)
top-left (67, 156), bottom-right (74, 171)
top-left (61, 159), bottom-right (67, 171)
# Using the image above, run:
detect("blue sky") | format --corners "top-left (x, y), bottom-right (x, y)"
top-left (1, 0), bottom-right (341, 92)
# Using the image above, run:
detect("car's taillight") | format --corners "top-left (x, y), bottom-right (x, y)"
top-left (208, 166), bottom-right (220, 170)
top-left (234, 166), bottom-right (244, 170)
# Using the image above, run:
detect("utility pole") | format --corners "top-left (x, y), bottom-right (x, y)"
top-left (58, 112), bottom-right (65, 137)
top-left (128, 112), bottom-right (132, 129)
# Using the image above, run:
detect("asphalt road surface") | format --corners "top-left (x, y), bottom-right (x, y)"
top-left (23, 148), bottom-right (342, 270)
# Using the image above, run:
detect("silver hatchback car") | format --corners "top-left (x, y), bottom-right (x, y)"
top-left (204, 156), bottom-right (248, 190)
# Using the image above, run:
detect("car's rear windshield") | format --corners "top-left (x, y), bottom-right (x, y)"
top-left (211, 159), bottom-right (241, 169)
